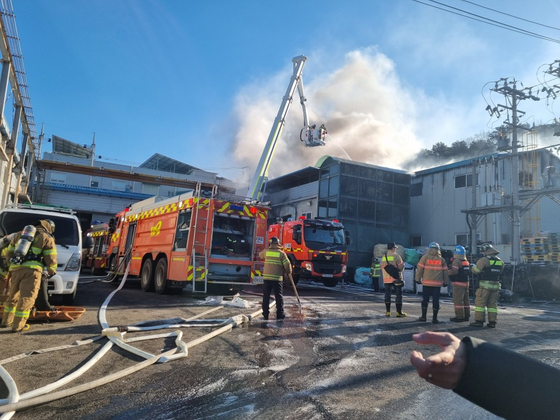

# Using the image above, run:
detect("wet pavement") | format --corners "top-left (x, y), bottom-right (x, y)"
top-left (1, 277), bottom-right (559, 419)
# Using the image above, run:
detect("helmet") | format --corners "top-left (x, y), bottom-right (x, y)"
top-left (39, 219), bottom-right (55, 233)
top-left (454, 245), bottom-right (466, 255)
top-left (47, 219), bottom-right (55, 233)
top-left (269, 236), bottom-right (279, 245)
top-left (480, 243), bottom-right (495, 253)
top-left (429, 242), bottom-right (440, 250)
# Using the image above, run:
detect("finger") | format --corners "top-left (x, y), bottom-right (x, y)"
top-left (410, 351), bottom-right (429, 374)
top-left (412, 331), bottom-right (454, 347)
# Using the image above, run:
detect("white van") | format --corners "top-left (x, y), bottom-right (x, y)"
top-left (0, 204), bottom-right (82, 304)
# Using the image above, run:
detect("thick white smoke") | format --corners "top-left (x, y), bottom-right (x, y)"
top-left (231, 48), bottom-right (423, 185)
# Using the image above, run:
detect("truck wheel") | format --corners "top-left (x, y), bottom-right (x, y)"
top-left (140, 259), bottom-right (154, 292)
top-left (323, 278), bottom-right (338, 287)
top-left (61, 287), bottom-right (76, 305)
top-left (154, 258), bottom-right (169, 295)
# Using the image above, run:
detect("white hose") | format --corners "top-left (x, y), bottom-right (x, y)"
top-left (0, 365), bottom-right (18, 420)
top-left (0, 255), bottom-right (270, 414)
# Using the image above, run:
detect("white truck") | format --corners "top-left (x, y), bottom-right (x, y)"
top-left (0, 204), bottom-right (82, 304)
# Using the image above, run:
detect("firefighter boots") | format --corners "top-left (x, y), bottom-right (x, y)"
top-left (470, 321), bottom-right (484, 327)
top-left (487, 322), bottom-right (496, 328)
top-left (396, 304), bottom-right (407, 317)
top-left (432, 309), bottom-right (440, 324)
top-left (418, 306), bottom-right (428, 322)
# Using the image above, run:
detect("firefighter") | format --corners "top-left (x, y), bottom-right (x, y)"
top-left (1, 220), bottom-right (58, 333)
top-left (381, 242), bottom-right (407, 317)
top-left (370, 257), bottom-right (381, 292)
top-left (470, 243), bottom-right (504, 328)
top-left (259, 236), bottom-right (292, 320)
top-left (0, 233), bottom-right (17, 304)
top-left (415, 242), bottom-right (449, 323)
top-left (448, 245), bottom-right (471, 322)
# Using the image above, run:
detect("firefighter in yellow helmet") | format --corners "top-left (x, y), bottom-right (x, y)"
top-left (259, 236), bottom-right (292, 320)
top-left (470, 243), bottom-right (504, 328)
top-left (1, 220), bottom-right (58, 333)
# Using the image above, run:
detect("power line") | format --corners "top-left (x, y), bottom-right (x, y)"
top-left (459, 0), bottom-right (560, 32)
top-left (411, 0), bottom-right (560, 44)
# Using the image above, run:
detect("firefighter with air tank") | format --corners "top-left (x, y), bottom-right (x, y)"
top-left (1, 220), bottom-right (58, 333)
top-left (448, 245), bottom-right (471, 322)
top-left (470, 243), bottom-right (504, 328)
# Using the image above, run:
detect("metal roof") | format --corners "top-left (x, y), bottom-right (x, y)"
top-left (139, 153), bottom-right (201, 175)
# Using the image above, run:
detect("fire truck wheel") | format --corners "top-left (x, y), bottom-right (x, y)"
top-left (154, 258), bottom-right (169, 295)
top-left (141, 259), bottom-right (155, 292)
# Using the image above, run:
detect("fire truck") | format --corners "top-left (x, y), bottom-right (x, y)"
top-left (82, 222), bottom-right (112, 275)
top-left (106, 185), bottom-right (269, 294)
top-left (268, 216), bottom-right (349, 287)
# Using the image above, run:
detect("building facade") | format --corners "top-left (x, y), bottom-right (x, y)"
top-left (410, 148), bottom-right (560, 261)
top-left (265, 156), bottom-right (411, 270)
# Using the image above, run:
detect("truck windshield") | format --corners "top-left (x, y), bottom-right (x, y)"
top-left (0, 213), bottom-right (80, 247)
top-left (303, 226), bottom-right (345, 246)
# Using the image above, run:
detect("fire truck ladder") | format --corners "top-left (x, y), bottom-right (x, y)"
top-left (190, 183), bottom-right (217, 293)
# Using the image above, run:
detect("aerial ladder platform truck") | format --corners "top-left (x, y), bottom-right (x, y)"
top-left (248, 55), bottom-right (350, 287)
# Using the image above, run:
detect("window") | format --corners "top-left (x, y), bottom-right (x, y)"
top-left (50, 172), bottom-right (66, 183)
top-left (112, 180), bottom-right (127, 192)
top-left (327, 199), bottom-right (338, 218)
top-left (328, 176), bottom-right (339, 196)
top-left (411, 235), bottom-right (422, 247)
top-left (318, 199), bottom-right (328, 218)
top-left (358, 200), bottom-right (375, 220)
top-left (90, 181), bottom-right (99, 188)
top-left (394, 185), bottom-right (409, 205)
top-left (340, 197), bottom-right (357, 218)
top-left (455, 175), bottom-right (467, 189)
top-left (301, 212), bottom-right (312, 220)
top-left (142, 183), bottom-right (159, 195)
top-left (410, 183), bottom-right (423, 197)
top-left (359, 178), bottom-right (376, 200)
top-left (455, 173), bottom-right (478, 189)
top-left (456, 233), bottom-right (481, 245)
top-left (376, 182), bottom-right (393, 202)
top-left (340, 176), bottom-right (358, 196)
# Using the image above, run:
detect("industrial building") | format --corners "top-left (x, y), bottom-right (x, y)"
top-left (264, 156), bottom-right (410, 270)
top-left (34, 135), bottom-right (239, 231)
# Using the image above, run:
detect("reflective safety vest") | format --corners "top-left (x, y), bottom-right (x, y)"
top-left (260, 245), bottom-right (291, 282)
top-left (450, 259), bottom-right (470, 287)
top-left (371, 263), bottom-right (381, 278)
top-left (481, 257), bottom-right (503, 281)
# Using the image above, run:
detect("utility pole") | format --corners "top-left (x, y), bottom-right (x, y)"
top-left (489, 78), bottom-right (540, 264)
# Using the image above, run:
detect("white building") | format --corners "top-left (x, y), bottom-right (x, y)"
top-left (410, 147), bottom-right (560, 261)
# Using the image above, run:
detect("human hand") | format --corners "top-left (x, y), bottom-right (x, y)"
top-left (410, 331), bottom-right (467, 389)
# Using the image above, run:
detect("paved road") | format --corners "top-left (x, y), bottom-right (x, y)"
top-left (1, 275), bottom-right (559, 419)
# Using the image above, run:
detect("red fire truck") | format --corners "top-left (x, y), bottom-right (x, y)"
top-left (82, 222), bottom-right (112, 275)
top-left (268, 216), bottom-right (349, 287)
top-left (106, 186), bottom-right (269, 294)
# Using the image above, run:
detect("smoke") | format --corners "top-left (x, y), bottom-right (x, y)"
top-left (230, 48), bottom-right (424, 184)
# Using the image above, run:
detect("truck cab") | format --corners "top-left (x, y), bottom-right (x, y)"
top-left (269, 216), bottom-right (349, 287)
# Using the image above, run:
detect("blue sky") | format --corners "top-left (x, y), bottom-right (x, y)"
top-left (14, 0), bottom-right (560, 183)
